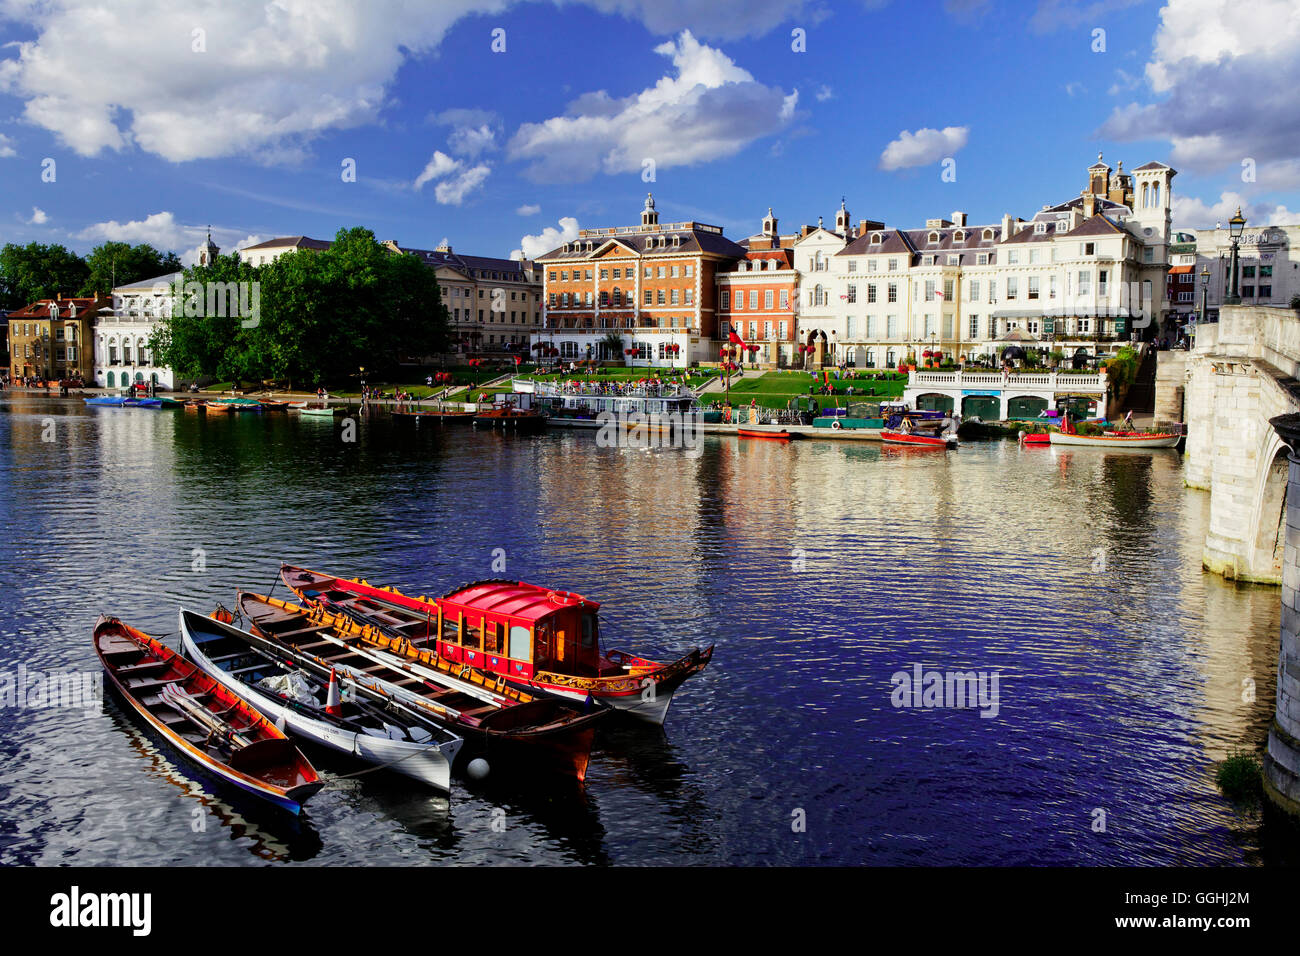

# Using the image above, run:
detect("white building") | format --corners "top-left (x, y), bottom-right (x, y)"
top-left (237, 235), bottom-right (332, 266)
top-left (93, 270), bottom-right (185, 391)
top-left (1175, 223), bottom-right (1300, 326)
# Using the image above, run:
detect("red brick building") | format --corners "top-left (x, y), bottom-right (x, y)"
top-left (717, 209), bottom-right (802, 368)
top-left (533, 194), bottom-right (745, 368)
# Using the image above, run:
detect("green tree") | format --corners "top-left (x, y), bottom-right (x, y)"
top-left (80, 242), bottom-right (182, 297)
top-left (0, 243), bottom-right (89, 310)
top-left (149, 252), bottom-right (256, 383)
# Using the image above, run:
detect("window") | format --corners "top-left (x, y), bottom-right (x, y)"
top-left (1098, 270), bottom-right (1108, 296)
top-left (847, 260), bottom-right (858, 273)
top-left (670, 289), bottom-right (679, 305)
top-left (924, 280), bottom-right (936, 301)
top-left (948, 255), bottom-right (960, 266)
top-left (1079, 319), bottom-right (1092, 334)
top-left (1143, 247), bottom-right (1154, 263)
top-left (928, 231), bottom-right (939, 244)
top-left (748, 321), bottom-right (757, 338)
top-left (867, 260), bottom-right (877, 273)
top-left (1242, 265), bottom-right (1256, 278)
top-left (977, 253), bottom-right (989, 266)
top-left (887, 315), bottom-right (899, 338)
top-left (969, 315), bottom-right (979, 339)
top-left (657, 289), bottom-right (666, 305)
top-left (765, 290), bottom-right (774, 309)
top-left (922, 255), bottom-right (935, 266)
top-left (734, 291), bottom-right (744, 310)
top-left (887, 283), bottom-right (898, 303)
top-left (657, 266), bottom-right (666, 278)
top-left (847, 284), bottom-right (857, 304)
top-left (924, 314), bottom-right (936, 336)
top-left (645, 266), bottom-right (652, 278)
top-left (943, 279), bottom-right (954, 301)
top-left (1260, 285), bottom-right (1273, 298)
top-left (1029, 249), bottom-right (1040, 264)
top-left (1078, 271), bottom-right (1091, 296)
top-left (865, 316), bottom-right (875, 338)
top-left (1007, 250), bottom-right (1019, 265)
top-left (685, 289), bottom-right (694, 305)
top-left (1260, 265), bottom-right (1273, 278)
top-left (1006, 277), bottom-right (1018, 300)
top-left (685, 264), bottom-right (694, 277)
top-left (749, 290), bottom-right (758, 310)
top-left (1028, 277), bottom-right (1039, 300)
top-left (1081, 242), bottom-right (1095, 256)
top-left (888, 258), bottom-right (899, 272)
top-left (969, 280), bottom-right (980, 301)
top-left (867, 284), bottom-right (877, 304)
top-left (1034, 222), bottom-right (1047, 235)
top-left (846, 316), bottom-right (855, 338)
top-left (720, 291), bottom-right (730, 309)
top-left (548, 271), bottom-right (556, 281)
top-left (1243, 285), bottom-right (1255, 298)
top-left (779, 290), bottom-right (789, 309)
top-left (559, 270), bottom-right (569, 281)
top-left (1049, 276), bottom-right (1058, 300)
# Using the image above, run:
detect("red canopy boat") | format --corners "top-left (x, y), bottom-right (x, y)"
top-left (279, 565), bottom-right (713, 726)
top-left (94, 616), bottom-right (322, 814)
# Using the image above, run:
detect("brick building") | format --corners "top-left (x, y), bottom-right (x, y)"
top-left (8, 294), bottom-right (110, 383)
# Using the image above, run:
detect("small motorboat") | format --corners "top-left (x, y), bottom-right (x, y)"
top-left (881, 429), bottom-right (957, 448)
top-left (94, 615), bottom-right (323, 814)
top-left (280, 564), bottom-right (713, 726)
top-left (738, 428), bottom-right (792, 441)
top-left (180, 609), bottom-right (463, 792)
top-left (236, 591), bottom-right (606, 781)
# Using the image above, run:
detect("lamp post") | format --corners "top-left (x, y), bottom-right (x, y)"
top-left (1225, 207), bottom-right (1246, 305)
top-left (1199, 267), bottom-right (1210, 329)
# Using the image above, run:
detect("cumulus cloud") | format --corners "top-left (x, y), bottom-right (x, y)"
top-left (507, 30), bottom-right (796, 183)
top-left (815, 85), bottom-right (833, 102)
top-left (0, 134), bottom-right (15, 158)
top-left (412, 148), bottom-right (490, 204)
top-left (75, 211), bottom-right (261, 264)
top-left (1099, 0), bottom-right (1300, 185)
top-left (414, 151), bottom-right (461, 190)
top-left (429, 108), bottom-right (502, 158)
top-left (513, 216), bottom-right (580, 260)
top-left (0, 2), bottom-right (811, 164)
top-left (1173, 190), bottom-right (1300, 229)
top-left (879, 126), bottom-right (968, 171)
top-left (27, 206), bottom-right (47, 224)
top-left (516, 203), bottom-right (541, 216)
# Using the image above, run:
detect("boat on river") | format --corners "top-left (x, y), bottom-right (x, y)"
top-left (179, 609), bottom-right (463, 792)
top-left (94, 615), bottom-right (323, 814)
top-left (881, 429), bottom-right (957, 448)
top-left (1048, 430), bottom-right (1181, 448)
top-left (472, 398), bottom-right (545, 433)
top-left (85, 395), bottom-right (162, 408)
top-left (236, 591), bottom-right (606, 781)
top-left (279, 564), bottom-right (714, 725)
top-left (515, 379), bottom-right (699, 430)
top-left (392, 407), bottom-right (474, 424)
top-left (296, 405), bottom-right (341, 417)
top-left (738, 427), bottom-right (792, 441)
top-left (213, 398), bottom-right (265, 412)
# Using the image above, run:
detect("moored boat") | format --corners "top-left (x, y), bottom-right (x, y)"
top-left (738, 427), bottom-right (792, 441)
top-left (179, 609), bottom-right (463, 792)
top-left (296, 405), bottom-right (340, 417)
top-left (1048, 430), bottom-right (1181, 448)
top-left (472, 401), bottom-right (545, 433)
top-left (881, 429), bottom-right (957, 448)
top-left (236, 591), bottom-right (606, 781)
top-left (280, 564), bottom-right (713, 725)
top-left (94, 615), bottom-right (322, 814)
top-left (203, 401), bottom-right (233, 413)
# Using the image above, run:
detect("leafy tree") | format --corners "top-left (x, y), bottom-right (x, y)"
top-left (152, 227), bottom-right (448, 387)
top-left (80, 242), bottom-right (182, 297)
top-left (0, 243), bottom-right (89, 310)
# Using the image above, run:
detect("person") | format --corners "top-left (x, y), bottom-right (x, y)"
top-left (1122, 409), bottom-right (1134, 431)
top-left (899, 415), bottom-right (913, 433)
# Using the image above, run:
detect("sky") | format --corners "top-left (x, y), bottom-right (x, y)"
top-left (0, 0), bottom-right (1297, 267)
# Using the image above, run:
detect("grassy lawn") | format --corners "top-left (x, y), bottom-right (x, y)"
top-left (710, 370), bottom-right (906, 409)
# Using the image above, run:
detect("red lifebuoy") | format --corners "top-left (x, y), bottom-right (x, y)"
top-left (831, 420), bottom-right (842, 429)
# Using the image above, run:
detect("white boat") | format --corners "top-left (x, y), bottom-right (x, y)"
top-left (1048, 430), bottom-right (1181, 448)
top-left (178, 609), bottom-right (463, 792)
top-left (517, 379), bottom-right (700, 427)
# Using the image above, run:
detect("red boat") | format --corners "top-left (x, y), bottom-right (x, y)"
top-left (880, 429), bottom-right (956, 448)
top-left (1019, 431), bottom-right (1051, 445)
top-left (279, 564), bottom-right (713, 725)
top-left (94, 616), bottom-right (322, 814)
top-left (738, 428), bottom-right (791, 441)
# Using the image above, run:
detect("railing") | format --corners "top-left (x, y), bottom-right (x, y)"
top-left (908, 369), bottom-right (1107, 391)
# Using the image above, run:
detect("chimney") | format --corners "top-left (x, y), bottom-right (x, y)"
top-left (1000, 214), bottom-right (1013, 242)
top-left (952, 211), bottom-right (967, 227)
top-left (1082, 193), bottom-right (1096, 218)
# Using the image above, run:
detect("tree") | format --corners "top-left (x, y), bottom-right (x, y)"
top-left (0, 243), bottom-right (89, 310)
top-left (80, 242), bottom-right (182, 297)
top-left (152, 227), bottom-right (449, 388)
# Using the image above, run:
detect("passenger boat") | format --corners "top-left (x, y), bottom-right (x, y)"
top-left (738, 427), bottom-right (792, 441)
top-left (280, 565), bottom-right (714, 725)
top-left (179, 609), bottom-right (463, 792)
top-left (94, 615), bottom-right (323, 814)
top-left (1048, 430), bottom-right (1181, 448)
top-left (515, 379), bottom-right (699, 430)
top-left (236, 592), bottom-right (606, 781)
top-left (472, 400), bottom-right (545, 433)
top-left (881, 429), bottom-right (957, 448)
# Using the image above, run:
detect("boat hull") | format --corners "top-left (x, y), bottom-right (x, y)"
top-left (1048, 431), bottom-right (1181, 448)
top-left (880, 429), bottom-right (956, 448)
top-left (738, 428), bottom-right (791, 441)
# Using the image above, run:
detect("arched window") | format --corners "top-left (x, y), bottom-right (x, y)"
top-left (814, 284), bottom-right (825, 306)
top-left (1153, 183), bottom-right (1160, 206)
top-left (612, 288), bottom-right (621, 306)
top-left (982, 228), bottom-right (994, 240)
top-left (928, 231), bottom-right (939, 244)
top-left (106, 371), bottom-right (115, 388)
top-left (1141, 183), bottom-right (1149, 207)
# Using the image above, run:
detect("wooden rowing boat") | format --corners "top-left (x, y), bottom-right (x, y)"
top-left (1048, 430), bottom-right (1180, 448)
top-left (738, 428), bottom-right (791, 441)
top-left (1019, 431), bottom-right (1052, 445)
top-left (94, 615), bottom-right (322, 814)
top-left (235, 591), bottom-right (606, 781)
top-left (296, 405), bottom-right (340, 417)
top-left (280, 565), bottom-right (714, 726)
top-left (880, 429), bottom-right (957, 448)
top-left (179, 609), bottom-right (463, 792)
top-left (203, 401), bottom-right (233, 414)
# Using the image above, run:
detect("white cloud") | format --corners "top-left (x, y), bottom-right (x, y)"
top-left (516, 203), bottom-right (541, 216)
top-left (0, 133), bottom-right (15, 158)
top-left (414, 151), bottom-right (461, 191)
top-left (879, 126), bottom-right (968, 171)
top-left (27, 206), bottom-right (47, 224)
top-left (1173, 190), bottom-right (1300, 229)
top-left (412, 148), bottom-right (490, 204)
top-left (429, 108), bottom-right (502, 158)
top-left (815, 85), bottom-right (833, 102)
top-left (1099, 0), bottom-right (1300, 181)
top-left (0, 2), bottom-right (809, 164)
top-left (75, 211), bottom-right (259, 264)
top-left (434, 163), bottom-right (491, 205)
top-left (507, 30), bottom-right (796, 183)
top-left (513, 216), bottom-right (580, 260)
top-left (1029, 0), bottom-right (1146, 33)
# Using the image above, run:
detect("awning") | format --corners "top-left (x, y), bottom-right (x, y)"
top-left (1169, 265), bottom-right (1193, 275)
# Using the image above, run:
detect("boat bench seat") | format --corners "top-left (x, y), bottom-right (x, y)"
top-left (128, 676), bottom-right (189, 693)
top-left (115, 660), bottom-right (170, 676)
top-left (278, 626), bottom-right (331, 640)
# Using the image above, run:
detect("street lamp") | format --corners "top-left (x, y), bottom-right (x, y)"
top-left (1199, 267), bottom-right (1211, 329)
top-left (1225, 207), bottom-right (1246, 304)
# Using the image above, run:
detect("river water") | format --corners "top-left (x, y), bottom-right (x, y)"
top-left (0, 394), bottom-right (1288, 865)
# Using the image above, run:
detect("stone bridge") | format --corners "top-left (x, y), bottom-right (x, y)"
top-left (1172, 305), bottom-right (1300, 584)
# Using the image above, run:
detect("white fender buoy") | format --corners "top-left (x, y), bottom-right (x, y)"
top-left (466, 758), bottom-right (490, 781)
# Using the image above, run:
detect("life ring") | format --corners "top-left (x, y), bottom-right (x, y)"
top-left (831, 420), bottom-right (842, 430)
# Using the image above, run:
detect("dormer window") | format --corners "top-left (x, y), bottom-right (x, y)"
top-left (1055, 220), bottom-right (1068, 233)
top-left (870, 233), bottom-right (882, 245)
top-left (928, 231), bottom-right (940, 244)
top-left (982, 228), bottom-right (994, 241)
top-left (645, 238), bottom-right (654, 250)
top-left (953, 230), bottom-right (965, 242)
top-left (672, 235), bottom-right (681, 247)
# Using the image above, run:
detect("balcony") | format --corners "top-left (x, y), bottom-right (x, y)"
top-left (909, 369), bottom-right (1107, 392)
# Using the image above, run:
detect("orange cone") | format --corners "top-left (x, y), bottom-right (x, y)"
top-left (325, 669), bottom-right (342, 716)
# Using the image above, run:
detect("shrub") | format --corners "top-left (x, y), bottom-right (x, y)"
top-left (1216, 750), bottom-right (1263, 806)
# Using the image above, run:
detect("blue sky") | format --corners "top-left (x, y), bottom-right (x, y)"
top-left (0, 0), bottom-right (1297, 266)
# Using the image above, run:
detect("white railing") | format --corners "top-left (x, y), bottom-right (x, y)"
top-left (909, 369), bottom-right (1106, 391)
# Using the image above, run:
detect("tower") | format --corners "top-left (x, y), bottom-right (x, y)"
top-left (835, 197), bottom-right (851, 236)
top-left (1131, 161), bottom-right (1176, 242)
top-left (762, 207), bottom-right (778, 238)
top-left (1087, 152), bottom-right (1111, 197)
top-left (198, 227), bottom-right (220, 267)
top-left (641, 192), bottom-right (658, 228)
